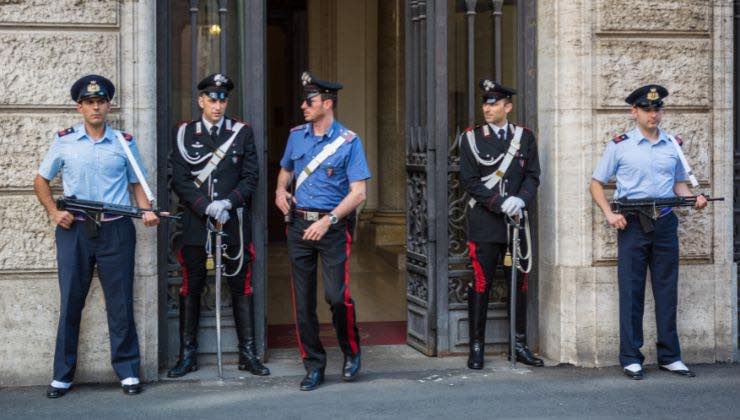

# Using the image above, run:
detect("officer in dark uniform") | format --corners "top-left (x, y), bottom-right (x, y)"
top-left (591, 85), bottom-right (707, 380)
top-left (275, 72), bottom-right (371, 391)
top-left (35, 75), bottom-right (160, 397)
top-left (168, 73), bottom-right (269, 377)
top-left (459, 79), bottom-right (543, 369)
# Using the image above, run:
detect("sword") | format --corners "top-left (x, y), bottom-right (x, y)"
top-left (507, 213), bottom-right (521, 370)
top-left (214, 220), bottom-right (224, 380)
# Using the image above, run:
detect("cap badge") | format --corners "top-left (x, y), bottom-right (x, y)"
top-left (214, 73), bottom-right (228, 86)
top-left (87, 80), bottom-right (100, 93)
top-left (646, 88), bottom-right (659, 101)
top-left (483, 79), bottom-right (496, 91)
top-left (301, 72), bottom-right (312, 86)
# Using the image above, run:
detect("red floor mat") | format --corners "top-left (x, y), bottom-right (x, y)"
top-left (268, 321), bottom-right (407, 348)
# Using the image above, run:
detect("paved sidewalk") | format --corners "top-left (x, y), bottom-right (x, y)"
top-left (1, 345), bottom-right (738, 419)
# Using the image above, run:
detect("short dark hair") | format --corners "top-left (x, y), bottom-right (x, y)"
top-left (320, 93), bottom-right (338, 109)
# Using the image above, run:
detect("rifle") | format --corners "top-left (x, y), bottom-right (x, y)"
top-left (56, 196), bottom-right (179, 225)
top-left (610, 195), bottom-right (723, 233)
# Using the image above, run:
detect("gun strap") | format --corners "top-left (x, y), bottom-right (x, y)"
top-left (668, 135), bottom-right (699, 188)
top-left (114, 130), bottom-right (155, 203)
top-left (468, 124), bottom-right (524, 208)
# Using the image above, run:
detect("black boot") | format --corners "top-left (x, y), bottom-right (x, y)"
top-left (167, 294), bottom-right (200, 378)
top-left (467, 289), bottom-right (488, 370)
top-left (233, 294), bottom-right (270, 376)
top-left (512, 334), bottom-right (544, 367)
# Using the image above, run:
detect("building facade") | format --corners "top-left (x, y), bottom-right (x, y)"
top-left (0, 0), bottom-right (735, 386)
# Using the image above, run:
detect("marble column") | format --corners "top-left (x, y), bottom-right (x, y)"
top-left (368, 0), bottom-right (405, 247)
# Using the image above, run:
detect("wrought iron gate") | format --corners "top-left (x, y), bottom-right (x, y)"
top-left (405, 0), bottom-right (537, 355)
top-left (156, 0), bottom-right (267, 368)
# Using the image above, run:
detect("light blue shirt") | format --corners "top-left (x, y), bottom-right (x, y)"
top-left (280, 120), bottom-right (371, 210)
top-left (592, 127), bottom-right (688, 199)
top-left (38, 123), bottom-right (147, 205)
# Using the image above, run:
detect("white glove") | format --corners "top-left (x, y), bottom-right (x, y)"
top-left (501, 196), bottom-right (525, 217)
top-left (216, 209), bottom-right (230, 225)
top-left (205, 199), bottom-right (232, 219)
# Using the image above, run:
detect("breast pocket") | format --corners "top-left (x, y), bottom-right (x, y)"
top-left (654, 152), bottom-right (679, 177)
top-left (99, 149), bottom-right (127, 178)
top-left (319, 152), bottom-right (347, 179)
top-left (60, 151), bottom-right (83, 183)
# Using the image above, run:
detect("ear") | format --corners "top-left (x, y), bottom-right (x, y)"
top-left (630, 106), bottom-right (638, 118)
top-left (197, 94), bottom-right (206, 109)
top-left (504, 100), bottom-right (514, 114)
top-left (323, 98), bottom-right (333, 110)
top-left (76, 102), bottom-right (83, 113)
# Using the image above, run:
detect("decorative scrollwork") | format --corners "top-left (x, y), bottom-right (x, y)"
top-left (406, 171), bottom-right (428, 256)
top-left (407, 269), bottom-right (429, 301)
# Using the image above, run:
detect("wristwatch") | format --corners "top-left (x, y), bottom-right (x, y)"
top-left (328, 213), bottom-right (339, 225)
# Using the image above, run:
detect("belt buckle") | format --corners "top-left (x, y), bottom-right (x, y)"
top-left (305, 211), bottom-right (319, 222)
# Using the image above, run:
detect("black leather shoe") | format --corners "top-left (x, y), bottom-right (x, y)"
top-left (167, 294), bottom-right (200, 378)
top-left (623, 368), bottom-right (644, 380)
top-left (238, 357), bottom-right (270, 376)
top-left (167, 356), bottom-right (199, 378)
top-left (513, 336), bottom-right (544, 367)
top-left (46, 385), bottom-right (70, 398)
top-left (299, 369), bottom-right (324, 391)
top-left (122, 383), bottom-right (142, 395)
top-left (342, 354), bottom-right (361, 381)
top-left (467, 289), bottom-right (489, 370)
top-left (467, 341), bottom-right (485, 370)
top-left (233, 294), bottom-right (270, 376)
top-left (659, 366), bottom-right (696, 377)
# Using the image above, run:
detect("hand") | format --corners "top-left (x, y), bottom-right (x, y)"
top-left (275, 189), bottom-right (295, 215)
top-left (216, 209), bottom-right (230, 225)
top-left (205, 199), bottom-right (232, 219)
top-left (694, 194), bottom-right (708, 210)
top-left (302, 216), bottom-right (331, 241)
top-left (606, 212), bottom-right (627, 230)
top-left (501, 196), bottom-right (525, 217)
top-left (51, 210), bottom-right (74, 229)
top-left (141, 211), bottom-right (160, 227)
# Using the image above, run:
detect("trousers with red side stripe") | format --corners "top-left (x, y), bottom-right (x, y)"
top-left (287, 216), bottom-right (360, 371)
top-left (467, 241), bottom-right (529, 335)
top-left (178, 242), bottom-right (256, 297)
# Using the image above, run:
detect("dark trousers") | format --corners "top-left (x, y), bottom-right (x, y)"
top-left (177, 241), bottom-right (255, 297)
top-left (53, 218), bottom-right (140, 382)
top-left (468, 241), bottom-right (528, 334)
top-left (287, 217), bottom-right (360, 371)
top-left (617, 212), bottom-right (681, 367)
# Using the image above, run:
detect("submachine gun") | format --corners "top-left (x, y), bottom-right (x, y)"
top-left (610, 195), bottom-right (723, 233)
top-left (57, 196), bottom-right (179, 222)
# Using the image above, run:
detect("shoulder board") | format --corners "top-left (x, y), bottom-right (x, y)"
top-left (121, 132), bottom-right (133, 141)
top-left (290, 124), bottom-right (307, 132)
top-left (57, 126), bottom-right (75, 138)
top-left (674, 135), bottom-right (683, 146)
top-left (175, 120), bottom-right (189, 128)
top-left (229, 117), bottom-right (251, 128)
top-left (340, 130), bottom-right (357, 142)
top-left (517, 124), bottom-right (532, 133)
top-left (612, 133), bottom-right (628, 144)
top-left (464, 126), bottom-right (475, 132)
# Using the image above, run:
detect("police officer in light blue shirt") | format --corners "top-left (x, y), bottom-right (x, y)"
top-left (590, 84), bottom-right (707, 380)
top-left (275, 71), bottom-right (370, 391)
top-left (34, 75), bottom-right (159, 398)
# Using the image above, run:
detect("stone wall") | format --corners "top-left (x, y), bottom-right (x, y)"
top-left (0, 0), bottom-right (158, 386)
top-left (537, 0), bottom-right (736, 366)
